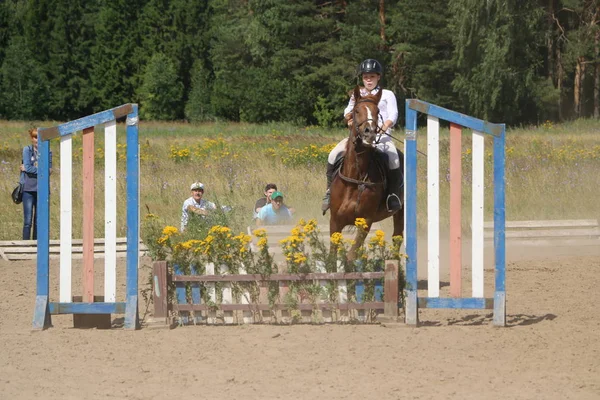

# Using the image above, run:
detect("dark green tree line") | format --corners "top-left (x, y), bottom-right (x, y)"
top-left (0, 0), bottom-right (598, 125)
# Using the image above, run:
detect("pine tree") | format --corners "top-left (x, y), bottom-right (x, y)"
top-left (386, 0), bottom-right (456, 109)
top-left (137, 52), bottom-right (184, 120)
top-left (0, 35), bottom-right (48, 119)
top-left (91, 0), bottom-right (144, 112)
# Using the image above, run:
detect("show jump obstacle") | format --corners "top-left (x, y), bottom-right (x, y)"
top-left (32, 104), bottom-right (140, 330)
top-left (404, 100), bottom-right (506, 327)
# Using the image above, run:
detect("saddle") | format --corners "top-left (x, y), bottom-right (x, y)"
top-left (332, 148), bottom-right (404, 194)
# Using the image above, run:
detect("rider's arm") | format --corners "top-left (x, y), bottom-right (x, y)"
top-left (343, 94), bottom-right (356, 124)
top-left (383, 90), bottom-right (398, 131)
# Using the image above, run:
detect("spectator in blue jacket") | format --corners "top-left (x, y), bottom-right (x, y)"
top-left (20, 128), bottom-right (52, 240)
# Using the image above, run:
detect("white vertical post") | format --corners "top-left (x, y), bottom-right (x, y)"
top-left (337, 260), bottom-right (348, 322)
top-left (104, 120), bottom-right (117, 302)
top-left (239, 264), bottom-right (253, 324)
top-left (427, 116), bottom-right (440, 297)
top-left (59, 135), bottom-right (73, 303)
top-left (220, 264), bottom-right (233, 324)
top-left (472, 131), bottom-right (485, 297)
top-left (315, 261), bottom-right (331, 322)
top-left (205, 262), bottom-right (217, 324)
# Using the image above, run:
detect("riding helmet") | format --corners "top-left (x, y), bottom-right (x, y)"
top-left (359, 59), bottom-right (383, 75)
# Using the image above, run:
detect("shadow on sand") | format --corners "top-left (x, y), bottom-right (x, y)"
top-left (417, 313), bottom-right (557, 327)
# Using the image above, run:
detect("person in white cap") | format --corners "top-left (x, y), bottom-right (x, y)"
top-left (181, 182), bottom-right (217, 231)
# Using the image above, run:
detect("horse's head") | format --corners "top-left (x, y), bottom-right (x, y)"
top-left (351, 86), bottom-right (382, 147)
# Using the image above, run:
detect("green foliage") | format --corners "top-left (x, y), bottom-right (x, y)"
top-left (0, 36), bottom-right (48, 119)
top-left (91, 0), bottom-right (140, 112)
top-left (185, 60), bottom-right (213, 122)
top-left (0, 0), bottom-right (597, 123)
top-left (450, 0), bottom-right (545, 124)
top-left (137, 53), bottom-right (184, 120)
top-left (313, 96), bottom-right (338, 128)
top-left (386, 0), bottom-right (456, 109)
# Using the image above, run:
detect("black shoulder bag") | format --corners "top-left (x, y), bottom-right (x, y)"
top-left (11, 147), bottom-right (27, 204)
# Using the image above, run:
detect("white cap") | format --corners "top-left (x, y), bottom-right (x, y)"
top-left (190, 182), bottom-right (205, 190)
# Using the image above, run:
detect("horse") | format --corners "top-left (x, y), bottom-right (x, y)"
top-left (329, 86), bottom-right (404, 260)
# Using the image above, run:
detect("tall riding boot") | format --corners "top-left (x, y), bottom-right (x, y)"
top-left (386, 168), bottom-right (403, 213)
top-left (321, 163), bottom-right (335, 215)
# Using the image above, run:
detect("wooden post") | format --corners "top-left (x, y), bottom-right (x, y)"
top-left (153, 261), bottom-right (168, 320)
top-left (82, 126), bottom-right (95, 303)
top-left (449, 123), bottom-right (462, 297)
top-left (384, 260), bottom-right (399, 318)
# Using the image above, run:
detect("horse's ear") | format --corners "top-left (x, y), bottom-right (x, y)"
top-left (353, 86), bottom-right (362, 101)
top-left (374, 88), bottom-right (383, 102)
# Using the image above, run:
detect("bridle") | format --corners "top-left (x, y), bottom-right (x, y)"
top-left (351, 98), bottom-right (385, 147)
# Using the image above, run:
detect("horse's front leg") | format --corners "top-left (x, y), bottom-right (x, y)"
top-left (348, 224), bottom-right (370, 262)
top-left (328, 218), bottom-right (344, 265)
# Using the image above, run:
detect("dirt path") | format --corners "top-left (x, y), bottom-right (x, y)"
top-left (1, 245), bottom-right (599, 400)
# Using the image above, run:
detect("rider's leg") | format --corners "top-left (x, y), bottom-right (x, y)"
top-left (322, 138), bottom-right (347, 214)
top-left (386, 167), bottom-right (403, 212)
top-left (378, 138), bottom-right (403, 212)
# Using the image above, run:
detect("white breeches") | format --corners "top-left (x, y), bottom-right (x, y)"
top-left (328, 134), bottom-right (400, 169)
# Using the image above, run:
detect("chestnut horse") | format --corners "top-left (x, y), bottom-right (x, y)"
top-left (329, 86), bottom-right (404, 259)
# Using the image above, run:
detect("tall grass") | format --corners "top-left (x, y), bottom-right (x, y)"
top-left (1, 118), bottom-right (599, 241)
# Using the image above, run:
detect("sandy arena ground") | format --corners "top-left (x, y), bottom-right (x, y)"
top-left (1, 243), bottom-right (599, 400)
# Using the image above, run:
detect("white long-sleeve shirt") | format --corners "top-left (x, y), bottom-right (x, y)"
top-left (181, 197), bottom-right (217, 231)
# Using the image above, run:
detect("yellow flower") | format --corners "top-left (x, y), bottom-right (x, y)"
top-left (354, 218), bottom-right (368, 231)
top-left (293, 252), bottom-right (307, 264)
top-left (253, 228), bottom-right (267, 238)
top-left (162, 226), bottom-right (178, 236)
top-left (180, 241), bottom-right (193, 250)
top-left (257, 237), bottom-right (268, 248)
top-left (303, 219), bottom-right (318, 234)
top-left (233, 233), bottom-right (251, 246)
top-left (157, 235), bottom-right (168, 244)
top-left (369, 230), bottom-right (386, 248)
top-left (290, 227), bottom-right (303, 237)
top-left (330, 232), bottom-right (343, 245)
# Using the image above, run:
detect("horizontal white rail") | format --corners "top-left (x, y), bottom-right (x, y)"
top-left (0, 238), bottom-right (147, 261)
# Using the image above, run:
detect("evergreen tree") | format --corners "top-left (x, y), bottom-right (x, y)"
top-left (91, 0), bottom-right (144, 112)
top-left (450, 0), bottom-right (546, 124)
top-left (386, 0), bottom-right (457, 110)
top-left (137, 52), bottom-right (184, 120)
top-left (138, 0), bottom-right (211, 119)
top-left (0, 35), bottom-right (48, 120)
top-left (185, 59), bottom-right (213, 122)
top-left (23, 0), bottom-right (97, 119)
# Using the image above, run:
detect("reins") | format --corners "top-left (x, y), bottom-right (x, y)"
top-left (353, 97), bottom-right (427, 157)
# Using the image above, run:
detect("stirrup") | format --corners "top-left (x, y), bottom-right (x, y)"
top-left (321, 190), bottom-right (330, 215)
top-left (386, 194), bottom-right (402, 213)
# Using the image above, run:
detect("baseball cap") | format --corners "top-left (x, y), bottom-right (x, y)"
top-left (271, 191), bottom-right (284, 201)
top-left (190, 182), bottom-right (205, 190)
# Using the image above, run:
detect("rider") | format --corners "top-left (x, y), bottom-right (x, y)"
top-left (321, 58), bottom-right (402, 214)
